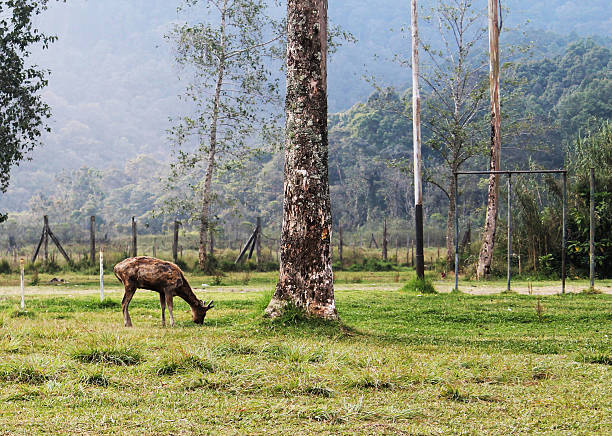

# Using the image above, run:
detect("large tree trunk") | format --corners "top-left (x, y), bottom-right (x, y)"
top-left (198, 0), bottom-right (227, 271)
top-left (266, 0), bottom-right (337, 320)
top-left (477, 0), bottom-right (501, 279)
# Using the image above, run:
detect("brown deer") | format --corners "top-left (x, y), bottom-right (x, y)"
top-left (113, 256), bottom-right (214, 327)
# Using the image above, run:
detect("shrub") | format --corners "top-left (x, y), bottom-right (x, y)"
top-left (29, 270), bottom-right (39, 286)
top-left (401, 276), bottom-right (436, 294)
top-left (174, 259), bottom-right (189, 272)
top-left (0, 259), bottom-right (11, 274)
top-left (348, 258), bottom-right (396, 272)
top-left (40, 260), bottom-right (61, 274)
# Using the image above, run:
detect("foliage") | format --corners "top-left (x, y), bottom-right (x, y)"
top-left (401, 276), bottom-right (436, 294)
top-left (0, 259), bottom-right (11, 274)
top-left (567, 120), bottom-right (612, 276)
top-left (0, 0), bottom-right (59, 222)
top-left (163, 0), bottom-right (282, 222)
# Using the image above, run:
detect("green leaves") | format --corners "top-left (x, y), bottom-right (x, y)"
top-left (0, 0), bottom-right (60, 217)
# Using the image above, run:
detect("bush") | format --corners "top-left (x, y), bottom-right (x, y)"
top-left (0, 259), bottom-right (11, 274)
top-left (174, 259), bottom-right (189, 272)
top-left (401, 276), bottom-right (436, 294)
top-left (39, 260), bottom-right (61, 274)
top-left (348, 258), bottom-right (396, 272)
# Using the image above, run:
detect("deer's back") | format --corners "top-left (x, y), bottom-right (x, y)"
top-left (114, 256), bottom-right (185, 291)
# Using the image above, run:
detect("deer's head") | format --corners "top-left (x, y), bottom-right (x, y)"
top-left (192, 300), bottom-right (214, 324)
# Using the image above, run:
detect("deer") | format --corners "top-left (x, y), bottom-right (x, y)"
top-left (113, 256), bottom-right (214, 327)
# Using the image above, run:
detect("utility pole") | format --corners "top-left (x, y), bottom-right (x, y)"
top-left (589, 168), bottom-right (595, 289)
top-left (411, 0), bottom-right (424, 279)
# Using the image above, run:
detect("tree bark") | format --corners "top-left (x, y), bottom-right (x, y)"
top-left (477, 0), bottom-right (502, 278)
top-left (199, 0), bottom-right (228, 271)
top-left (266, 0), bottom-right (337, 320)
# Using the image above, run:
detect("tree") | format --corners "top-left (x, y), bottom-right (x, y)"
top-left (419, 0), bottom-right (489, 267)
top-left (477, 0), bottom-right (502, 278)
top-left (0, 0), bottom-right (58, 223)
top-left (372, 0), bottom-right (490, 267)
top-left (265, 0), bottom-right (337, 320)
top-left (166, 0), bottom-right (282, 270)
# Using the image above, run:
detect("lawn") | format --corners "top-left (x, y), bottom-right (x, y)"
top-left (0, 276), bottom-right (610, 434)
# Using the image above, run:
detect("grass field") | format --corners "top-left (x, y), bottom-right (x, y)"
top-left (0, 272), bottom-right (610, 434)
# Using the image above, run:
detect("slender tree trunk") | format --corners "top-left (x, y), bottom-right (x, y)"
top-left (266, 0), bottom-right (337, 320)
top-left (445, 175), bottom-right (456, 266)
top-left (477, 0), bottom-right (502, 278)
top-left (198, 0), bottom-right (228, 271)
top-left (411, 0), bottom-right (425, 279)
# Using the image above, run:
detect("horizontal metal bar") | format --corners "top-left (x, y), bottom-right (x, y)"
top-left (454, 169), bottom-right (567, 175)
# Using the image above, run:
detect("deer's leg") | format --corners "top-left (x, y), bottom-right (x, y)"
top-left (121, 285), bottom-right (136, 327)
top-left (165, 293), bottom-right (175, 327)
top-left (159, 292), bottom-right (166, 327)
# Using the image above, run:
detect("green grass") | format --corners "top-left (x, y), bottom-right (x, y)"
top-left (0, 282), bottom-right (610, 434)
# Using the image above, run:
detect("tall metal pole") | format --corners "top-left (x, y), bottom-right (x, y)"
top-left (507, 173), bottom-right (512, 292)
top-left (411, 0), bottom-right (425, 279)
top-left (562, 172), bottom-right (567, 294)
top-left (589, 168), bottom-right (595, 289)
top-left (454, 172), bottom-right (459, 291)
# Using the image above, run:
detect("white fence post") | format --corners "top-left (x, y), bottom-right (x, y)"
top-left (100, 248), bottom-right (104, 302)
top-left (20, 258), bottom-right (25, 310)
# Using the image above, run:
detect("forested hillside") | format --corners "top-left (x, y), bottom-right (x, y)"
top-left (2, 38), bottom-right (610, 250)
top-left (0, 0), bottom-right (611, 253)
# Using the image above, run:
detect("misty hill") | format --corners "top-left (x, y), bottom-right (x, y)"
top-left (1, 0), bottom-right (611, 215)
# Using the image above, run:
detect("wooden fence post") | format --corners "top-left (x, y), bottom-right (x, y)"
top-left (44, 215), bottom-right (49, 263)
top-left (256, 217), bottom-right (262, 266)
top-left (338, 225), bottom-right (344, 266)
top-left (173, 221), bottom-right (180, 263)
top-left (382, 219), bottom-right (388, 261)
top-left (132, 217), bottom-right (137, 257)
top-left (90, 216), bottom-right (96, 265)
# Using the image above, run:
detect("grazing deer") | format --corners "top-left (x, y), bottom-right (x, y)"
top-left (113, 256), bottom-right (214, 327)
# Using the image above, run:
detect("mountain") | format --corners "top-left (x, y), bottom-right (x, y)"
top-left (1, 0), bottom-right (611, 216)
